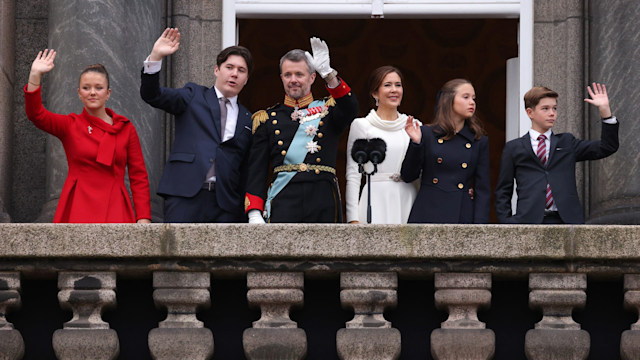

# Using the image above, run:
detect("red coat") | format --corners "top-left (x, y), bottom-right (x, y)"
top-left (24, 85), bottom-right (151, 223)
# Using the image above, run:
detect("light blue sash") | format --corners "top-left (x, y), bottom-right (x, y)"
top-left (265, 100), bottom-right (326, 220)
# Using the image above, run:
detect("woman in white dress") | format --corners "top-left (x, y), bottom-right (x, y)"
top-left (345, 66), bottom-right (420, 224)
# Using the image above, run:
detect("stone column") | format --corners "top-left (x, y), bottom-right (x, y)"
top-left (336, 272), bottom-right (401, 360)
top-left (243, 272), bottom-right (306, 360)
top-left (39, 0), bottom-right (165, 222)
top-left (148, 271), bottom-right (213, 360)
top-left (0, 272), bottom-right (24, 359)
top-left (621, 274), bottom-right (640, 360)
top-left (525, 273), bottom-right (589, 360)
top-left (431, 273), bottom-right (494, 360)
top-left (0, 0), bottom-right (15, 222)
top-left (52, 272), bottom-right (119, 360)
top-left (587, 0), bottom-right (640, 224)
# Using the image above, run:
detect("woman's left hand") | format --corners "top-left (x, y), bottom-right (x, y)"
top-left (404, 115), bottom-right (422, 144)
top-left (137, 219), bottom-right (151, 224)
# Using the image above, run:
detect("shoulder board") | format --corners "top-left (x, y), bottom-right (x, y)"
top-left (267, 103), bottom-right (280, 111)
top-left (323, 96), bottom-right (336, 107)
top-left (251, 110), bottom-right (269, 134)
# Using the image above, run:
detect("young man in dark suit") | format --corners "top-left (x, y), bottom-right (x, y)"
top-left (495, 84), bottom-right (619, 224)
top-left (140, 28), bottom-right (254, 222)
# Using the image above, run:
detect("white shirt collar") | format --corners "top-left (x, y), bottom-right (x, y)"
top-left (213, 87), bottom-right (238, 106)
top-left (529, 128), bottom-right (552, 140)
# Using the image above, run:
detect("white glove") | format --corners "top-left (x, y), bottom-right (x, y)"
top-left (248, 209), bottom-right (266, 224)
top-left (304, 37), bottom-right (334, 78)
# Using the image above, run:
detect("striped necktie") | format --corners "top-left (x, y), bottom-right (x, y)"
top-left (537, 134), bottom-right (554, 209)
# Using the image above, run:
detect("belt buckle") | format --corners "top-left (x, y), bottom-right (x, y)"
top-left (299, 163), bottom-right (308, 172)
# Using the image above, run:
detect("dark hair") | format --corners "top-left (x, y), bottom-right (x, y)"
top-left (368, 65), bottom-right (404, 101)
top-left (524, 86), bottom-right (558, 110)
top-left (279, 49), bottom-right (315, 74)
top-left (217, 46), bottom-right (254, 74)
top-left (79, 64), bottom-right (109, 88)
top-left (431, 78), bottom-right (485, 140)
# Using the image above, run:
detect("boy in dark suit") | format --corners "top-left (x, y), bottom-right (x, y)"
top-left (140, 28), bottom-right (254, 222)
top-left (495, 84), bottom-right (619, 224)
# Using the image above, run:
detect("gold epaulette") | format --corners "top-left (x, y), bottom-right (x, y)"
top-left (251, 110), bottom-right (268, 134)
top-left (324, 96), bottom-right (336, 107)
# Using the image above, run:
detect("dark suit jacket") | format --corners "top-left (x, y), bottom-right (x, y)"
top-left (401, 124), bottom-right (491, 224)
top-left (140, 71), bottom-right (253, 216)
top-left (495, 122), bottom-right (619, 224)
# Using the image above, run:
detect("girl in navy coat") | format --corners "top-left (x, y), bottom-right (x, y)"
top-left (401, 79), bottom-right (490, 223)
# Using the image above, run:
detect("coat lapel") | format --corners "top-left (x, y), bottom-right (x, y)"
top-left (204, 87), bottom-right (222, 142)
top-left (520, 133), bottom-right (543, 166)
top-left (548, 132), bottom-right (558, 165)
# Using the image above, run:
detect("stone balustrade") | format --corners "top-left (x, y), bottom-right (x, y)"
top-left (0, 224), bottom-right (640, 359)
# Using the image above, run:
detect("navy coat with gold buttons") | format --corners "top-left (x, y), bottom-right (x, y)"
top-left (400, 124), bottom-right (490, 223)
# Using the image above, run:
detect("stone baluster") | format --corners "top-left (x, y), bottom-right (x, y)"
top-left (0, 272), bottom-right (24, 359)
top-left (243, 272), bottom-right (306, 360)
top-left (336, 272), bottom-right (400, 360)
top-left (148, 271), bottom-right (213, 360)
top-left (431, 273), bottom-right (494, 360)
top-left (52, 272), bottom-right (119, 360)
top-left (621, 274), bottom-right (640, 359)
top-left (525, 273), bottom-right (589, 360)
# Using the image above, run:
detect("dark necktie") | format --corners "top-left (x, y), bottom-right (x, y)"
top-left (205, 97), bottom-right (229, 181)
top-left (537, 134), bottom-right (554, 209)
top-left (219, 97), bottom-right (229, 139)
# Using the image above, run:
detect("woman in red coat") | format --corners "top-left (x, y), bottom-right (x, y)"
top-left (24, 49), bottom-right (151, 223)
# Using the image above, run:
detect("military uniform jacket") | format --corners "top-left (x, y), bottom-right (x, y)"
top-left (245, 79), bottom-right (358, 213)
top-left (401, 124), bottom-right (490, 223)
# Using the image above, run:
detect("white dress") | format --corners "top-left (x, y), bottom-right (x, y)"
top-left (345, 109), bottom-right (420, 224)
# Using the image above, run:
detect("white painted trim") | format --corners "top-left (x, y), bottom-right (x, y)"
top-left (222, 0), bottom-right (237, 47)
top-left (518, 0), bottom-right (534, 137)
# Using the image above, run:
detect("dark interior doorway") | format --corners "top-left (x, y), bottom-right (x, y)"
top-left (238, 18), bottom-right (518, 223)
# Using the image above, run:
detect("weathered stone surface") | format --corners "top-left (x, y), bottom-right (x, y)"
top-left (148, 328), bottom-right (213, 360)
top-left (54, 272), bottom-right (119, 359)
top-left (244, 272), bottom-right (306, 359)
top-left (525, 329), bottom-right (589, 360)
top-left (149, 272), bottom-right (213, 359)
top-left (0, 272), bottom-right (23, 360)
top-left (431, 329), bottom-right (494, 360)
top-left (525, 273), bottom-right (589, 359)
top-left (52, 329), bottom-right (119, 360)
top-left (431, 273), bottom-right (494, 359)
top-left (621, 274), bottom-right (640, 359)
top-left (243, 328), bottom-right (306, 360)
top-left (337, 328), bottom-right (401, 360)
top-left (0, 0), bottom-right (15, 223)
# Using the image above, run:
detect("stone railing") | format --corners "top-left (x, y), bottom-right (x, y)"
top-left (0, 224), bottom-right (640, 359)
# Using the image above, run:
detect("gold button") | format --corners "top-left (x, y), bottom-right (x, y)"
top-left (271, 112), bottom-right (276, 116)
top-left (348, 92), bottom-right (351, 96)
top-left (299, 163), bottom-right (308, 171)
top-left (315, 169), bottom-right (320, 174)
top-left (275, 130), bottom-right (280, 135)
top-left (458, 183), bottom-right (464, 189)
top-left (461, 163), bottom-right (468, 168)
top-left (316, 158), bottom-right (321, 163)
top-left (281, 150), bottom-right (286, 156)
top-left (437, 157), bottom-right (443, 164)
top-left (433, 178), bottom-right (438, 184)
top-left (438, 139), bottom-right (444, 144)
top-left (466, 143), bottom-right (471, 149)
top-left (317, 133), bottom-right (323, 138)
top-left (317, 145), bottom-right (322, 150)
top-left (278, 140), bottom-right (283, 146)
top-left (272, 120), bottom-right (278, 125)
top-left (319, 121), bottom-right (324, 126)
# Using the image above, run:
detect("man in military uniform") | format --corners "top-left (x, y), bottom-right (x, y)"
top-left (245, 37), bottom-right (358, 223)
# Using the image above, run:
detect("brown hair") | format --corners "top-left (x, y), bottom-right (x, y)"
top-left (368, 65), bottom-right (404, 101)
top-left (524, 86), bottom-right (558, 110)
top-left (79, 64), bottom-right (109, 88)
top-left (431, 79), bottom-right (485, 140)
top-left (217, 45), bottom-right (254, 74)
